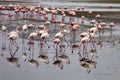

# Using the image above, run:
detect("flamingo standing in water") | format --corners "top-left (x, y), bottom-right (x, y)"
top-left (70, 23), bottom-right (80, 53)
top-left (88, 27), bottom-right (98, 48)
top-left (109, 22), bottom-right (115, 45)
top-left (38, 30), bottom-right (50, 64)
top-left (28, 30), bottom-right (39, 60)
top-left (95, 14), bottom-right (101, 22)
top-left (53, 37), bottom-right (62, 57)
top-left (40, 28), bottom-right (50, 48)
top-left (90, 19), bottom-right (97, 26)
top-left (1, 24), bottom-right (7, 56)
top-left (7, 4), bottom-right (13, 17)
top-left (53, 41), bottom-right (63, 69)
top-left (7, 30), bottom-right (19, 49)
top-left (54, 29), bottom-right (69, 48)
top-left (27, 31), bottom-right (39, 68)
top-left (22, 21), bottom-right (28, 62)
top-left (79, 32), bottom-right (90, 59)
top-left (109, 22), bottom-right (115, 37)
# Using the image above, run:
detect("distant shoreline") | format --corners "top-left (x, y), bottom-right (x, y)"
top-left (0, 1), bottom-right (37, 3)
top-left (70, 1), bottom-right (120, 3)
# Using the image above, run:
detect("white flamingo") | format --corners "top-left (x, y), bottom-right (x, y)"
top-left (1, 24), bottom-right (7, 31)
top-left (7, 30), bottom-right (19, 49)
top-left (1, 24), bottom-right (7, 56)
top-left (40, 29), bottom-right (50, 48)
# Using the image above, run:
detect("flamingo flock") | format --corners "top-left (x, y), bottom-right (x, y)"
top-left (0, 3), bottom-right (117, 73)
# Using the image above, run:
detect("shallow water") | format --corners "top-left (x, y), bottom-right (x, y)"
top-left (0, 0), bottom-right (120, 80)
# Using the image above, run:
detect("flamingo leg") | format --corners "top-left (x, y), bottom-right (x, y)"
top-left (44, 39), bottom-right (50, 48)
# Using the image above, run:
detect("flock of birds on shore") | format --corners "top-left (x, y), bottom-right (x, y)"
top-left (0, 3), bottom-right (116, 73)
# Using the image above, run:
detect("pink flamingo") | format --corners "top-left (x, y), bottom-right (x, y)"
top-left (109, 22), bottom-right (115, 37)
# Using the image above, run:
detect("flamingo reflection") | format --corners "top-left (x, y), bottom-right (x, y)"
top-left (58, 54), bottom-right (70, 64)
top-left (7, 42), bottom-right (20, 68)
top-left (78, 52), bottom-right (97, 73)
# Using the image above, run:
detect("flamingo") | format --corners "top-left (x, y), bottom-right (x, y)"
top-left (53, 37), bottom-right (61, 47)
top-left (55, 29), bottom-right (69, 47)
top-left (27, 23), bottom-right (35, 32)
top-left (89, 27), bottom-right (98, 33)
top-left (53, 37), bottom-right (63, 69)
top-left (79, 34), bottom-right (90, 58)
top-left (95, 14), bottom-right (101, 22)
top-left (1, 24), bottom-right (7, 56)
top-left (1, 24), bottom-right (7, 31)
top-left (71, 23), bottom-right (80, 31)
top-left (95, 14), bottom-right (101, 18)
top-left (44, 20), bottom-right (51, 25)
top-left (38, 29), bottom-right (50, 64)
top-left (38, 24), bottom-right (46, 30)
top-left (40, 28), bottom-right (50, 48)
top-left (27, 32), bottom-right (39, 68)
top-left (108, 4), bottom-right (112, 8)
top-left (28, 31), bottom-right (38, 57)
top-left (81, 6), bottom-right (85, 10)
top-left (14, 5), bottom-right (20, 16)
top-left (81, 15), bottom-right (85, 24)
top-left (22, 23), bottom-right (28, 31)
top-left (109, 22), bottom-right (115, 36)
top-left (55, 31), bottom-right (64, 38)
top-left (96, 21), bottom-right (106, 40)
top-left (21, 21), bottom-right (28, 62)
top-left (87, 28), bottom-right (98, 59)
top-left (28, 31), bottom-right (38, 41)
top-left (76, 7), bottom-right (81, 11)
top-left (80, 32), bottom-right (89, 38)
top-left (61, 13), bottom-right (66, 23)
top-left (109, 22), bottom-right (115, 45)
top-left (90, 19), bottom-right (97, 26)
top-left (70, 23), bottom-right (80, 53)
top-left (53, 37), bottom-right (61, 53)
top-left (7, 40), bottom-right (20, 68)
top-left (59, 23), bottom-right (66, 28)
top-left (88, 11), bottom-right (92, 15)
top-left (7, 30), bottom-right (19, 49)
